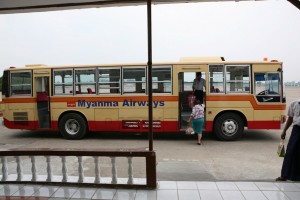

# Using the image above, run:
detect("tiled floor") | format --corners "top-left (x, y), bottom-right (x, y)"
top-left (0, 181), bottom-right (299, 200)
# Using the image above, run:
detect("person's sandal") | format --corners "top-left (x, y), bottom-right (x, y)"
top-left (275, 176), bottom-right (287, 181)
top-left (197, 142), bottom-right (201, 145)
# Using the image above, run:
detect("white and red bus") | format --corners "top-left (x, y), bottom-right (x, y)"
top-left (0, 57), bottom-right (286, 140)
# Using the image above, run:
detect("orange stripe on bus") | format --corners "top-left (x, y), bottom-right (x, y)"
top-left (50, 96), bottom-right (179, 102)
top-left (206, 95), bottom-right (286, 110)
top-left (2, 98), bottom-right (36, 103)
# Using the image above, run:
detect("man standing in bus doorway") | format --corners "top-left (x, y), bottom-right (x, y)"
top-left (192, 72), bottom-right (206, 102)
top-left (276, 100), bottom-right (300, 181)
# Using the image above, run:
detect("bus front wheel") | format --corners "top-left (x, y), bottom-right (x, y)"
top-left (214, 113), bottom-right (244, 141)
top-left (59, 113), bottom-right (87, 140)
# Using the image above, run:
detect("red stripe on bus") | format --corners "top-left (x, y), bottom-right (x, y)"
top-left (4, 118), bottom-right (179, 132)
top-left (52, 120), bottom-right (179, 132)
top-left (3, 118), bottom-right (37, 129)
top-left (248, 121), bottom-right (281, 129)
top-left (206, 121), bottom-right (213, 132)
top-left (206, 95), bottom-right (285, 110)
top-left (3, 118), bottom-right (281, 133)
top-left (206, 120), bottom-right (281, 132)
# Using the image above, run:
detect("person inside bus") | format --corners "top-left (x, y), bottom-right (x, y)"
top-left (192, 72), bottom-right (206, 101)
top-left (276, 100), bottom-right (300, 181)
top-left (210, 85), bottom-right (220, 93)
top-left (188, 99), bottom-right (205, 145)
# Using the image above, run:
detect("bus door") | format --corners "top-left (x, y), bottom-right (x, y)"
top-left (178, 72), bottom-right (206, 130)
top-left (35, 76), bottom-right (50, 128)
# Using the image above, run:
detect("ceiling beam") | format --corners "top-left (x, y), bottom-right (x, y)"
top-left (288, 0), bottom-right (300, 10)
top-left (0, 0), bottom-right (260, 14)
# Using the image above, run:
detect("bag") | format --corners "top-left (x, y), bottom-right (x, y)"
top-left (185, 126), bottom-right (195, 135)
top-left (188, 94), bottom-right (195, 108)
top-left (277, 140), bottom-right (286, 157)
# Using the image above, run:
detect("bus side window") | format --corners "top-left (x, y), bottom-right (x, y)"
top-left (75, 68), bottom-right (96, 95)
top-left (53, 70), bottom-right (73, 95)
top-left (11, 71), bottom-right (32, 96)
top-left (123, 67), bottom-right (146, 94)
top-left (99, 68), bottom-right (121, 94)
top-left (152, 67), bottom-right (172, 94)
top-left (225, 65), bottom-right (250, 93)
top-left (209, 65), bottom-right (224, 94)
top-left (255, 73), bottom-right (280, 102)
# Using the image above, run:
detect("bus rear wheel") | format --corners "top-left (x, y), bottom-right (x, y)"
top-left (59, 113), bottom-right (87, 140)
top-left (214, 113), bottom-right (244, 141)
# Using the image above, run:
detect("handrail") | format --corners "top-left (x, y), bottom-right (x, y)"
top-left (0, 148), bottom-right (157, 189)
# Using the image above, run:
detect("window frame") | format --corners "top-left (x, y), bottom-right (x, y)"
top-left (151, 65), bottom-right (172, 94)
top-left (53, 69), bottom-right (74, 95)
top-left (10, 70), bottom-right (32, 96)
top-left (209, 64), bottom-right (225, 94)
top-left (98, 67), bottom-right (121, 95)
top-left (122, 66), bottom-right (147, 95)
top-left (225, 65), bottom-right (251, 94)
top-left (254, 72), bottom-right (281, 97)
top-left (74, 68), bottom-right (97, 95)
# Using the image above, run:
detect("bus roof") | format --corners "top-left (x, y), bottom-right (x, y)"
top-left (6, 59), bottom-right (282, 71)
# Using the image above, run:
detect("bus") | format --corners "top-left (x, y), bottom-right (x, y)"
top-left (0, 57), bottom-right (286, 141)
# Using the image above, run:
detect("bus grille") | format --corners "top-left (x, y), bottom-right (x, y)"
top-left (13, 112), bottom-right (29, 126)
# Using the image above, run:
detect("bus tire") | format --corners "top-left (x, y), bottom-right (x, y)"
top-left (59, 113), bottom-right (87, 140)
top-left (214, 112), bottom-right (244, 141)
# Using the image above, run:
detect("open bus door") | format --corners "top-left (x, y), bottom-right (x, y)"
top-left (35, 76), bottom-right (50, 128)
top-left (178, 72), bottom-right (206, 131)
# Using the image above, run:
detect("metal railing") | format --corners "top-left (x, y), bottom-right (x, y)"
top-left (0, 148), bottom-right (156, 189)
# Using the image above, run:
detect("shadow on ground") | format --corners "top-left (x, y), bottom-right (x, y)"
top-left (8, 129), bottom-right (280, 142)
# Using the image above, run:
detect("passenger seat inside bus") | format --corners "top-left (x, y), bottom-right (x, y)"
top-left (87, 88), bottom-right (95, 94)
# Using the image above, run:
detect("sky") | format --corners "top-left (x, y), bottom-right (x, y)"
top-left (0, 0), bottom-right (299, 81)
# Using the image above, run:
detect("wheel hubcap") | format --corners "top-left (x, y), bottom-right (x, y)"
top-left (65, 119), bottom-right (80, 135)
top-left (222, 120), bottom-right (238, 136)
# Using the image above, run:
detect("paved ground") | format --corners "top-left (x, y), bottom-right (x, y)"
top-left (0, 181), bottom-right (300, 200)
top-left (0, 119), bottom-right (288, 181)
